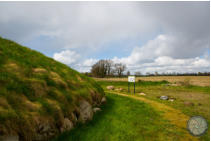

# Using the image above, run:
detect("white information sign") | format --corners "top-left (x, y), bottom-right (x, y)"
top-left (128, 76), bottom-right (135, 82)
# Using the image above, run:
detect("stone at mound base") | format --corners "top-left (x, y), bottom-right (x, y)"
top-left (35, 121), bottom-right (57, 140)
top-left (93, 107), bottom-right (101, 113)
top-left (60, 118), bottom-right (74, 133)
top-left (160, 96), bottom-right (168, 100)
top-left (107, 85), bottom-right (114, 90)
top-left (79, 100), bottom-right (93, 123)
top-left (101, 96), bottom-right (106, 104)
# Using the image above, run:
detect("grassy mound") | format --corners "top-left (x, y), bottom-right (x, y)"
top-left (0, 37), bottom-right (104, 140)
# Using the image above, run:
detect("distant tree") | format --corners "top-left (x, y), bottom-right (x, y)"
top-left (155, 71), bottom-right (159, 76)
top-left (114, 63), bottom-right (126, 77)
top-left (91, 59), bottom-right (114, 77)
top-left (91, 60), bottom-right (106, 78)
top-left (135, 71), bottom-right (141, 76)
top-left (105, 60), bottom-right (113, 76)
top-left (146, 72), bottom-right (150, 76)
top-left (127, 71), bottom-right (131, 76)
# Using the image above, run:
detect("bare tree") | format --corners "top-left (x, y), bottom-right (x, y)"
top-left (91, 60), bottom-right (106, 77)
top-left (91, 59), bottom-right (113, 77)
top-left (146, 72), bottom-right (150, 76)
top-left (155, 71), bottom-right (159, 76)
top-left (135, 71), bottom-right (141, 76)
top-left (127, 71), bottom-right (130, 76)
top-left (114, 63), bottom-right (126, 77)
top-left (105, 60), bottom-right (113, 76)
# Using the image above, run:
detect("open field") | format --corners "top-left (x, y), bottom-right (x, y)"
top-left (94, 76), bottom-right (210, 86)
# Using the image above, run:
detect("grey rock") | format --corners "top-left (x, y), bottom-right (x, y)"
top-left (78, 100), bottom-right (93, 123)
top-left (38, 123), bottom-right (51, 134)
top-left (36, 121), bottom-right (56, 140)
top-left (139, 93), bottom-right (146, 96)
top-left (160, 96), bottom-right (169, 100)
top-left (101, 97), bottom-right (106, 104)
top-left (169, 99), bottom-right (174, 102)
top-left (106, 86), bottom-right (114, 90)
top-left (93, 107), bottom-right (101, 113)
top-left (60, 118), bottom-right (74, 133)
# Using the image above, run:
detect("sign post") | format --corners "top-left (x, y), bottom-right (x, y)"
top-left (128, 76), bottom-right (135, 94)
top-left (134, 81), bottom-right (135, 94)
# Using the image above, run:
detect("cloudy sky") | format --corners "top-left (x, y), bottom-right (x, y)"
top-left (0, 1), bottom-right (209, 74)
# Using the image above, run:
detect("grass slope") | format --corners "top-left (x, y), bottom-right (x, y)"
top-left (54, 93), bottom-right (186, 141)
top-left (0, 37), bottom-right (104, 139)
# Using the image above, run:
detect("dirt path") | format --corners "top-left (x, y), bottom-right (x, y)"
top-left (105, 91), bottom-right (199, 141)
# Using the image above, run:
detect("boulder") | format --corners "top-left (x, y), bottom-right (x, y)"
top-left (169, 99), bottom-right (174, 102)
top-left (78, 100), bottom-right (93, 123)
top-left (93, 107), bottom-right (101, 113)
top-left (106, 86), bottom-right (114, 90)
top-left (101, 96), bottom-right (106, 104)
top-left (36, 121), bottom-right (57, 141)
top-left (160, 96), bottom-right (168, 100)
top-left (139, 93), bottom-right (146, 96)
top-left (60, 118), bottom-right (74, 133)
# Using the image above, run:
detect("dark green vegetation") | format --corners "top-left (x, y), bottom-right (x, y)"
top-left (0, 37), bottom-right (104, 140)
top-left (99, 80), bottom-right (210, 141)
top-left (54, 93), bottom-right (184, 141)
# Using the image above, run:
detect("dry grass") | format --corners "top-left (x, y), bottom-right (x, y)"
top-left (50, 71), bottom-right (68, 88)
top-left (95, 76), bottom-right (210, 86)
top-left (33, 68), bottom-right (48, 73)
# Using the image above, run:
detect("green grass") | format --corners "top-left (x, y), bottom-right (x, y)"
top-left (98, 80), bottom-right (210, 140)
top-left (54, 93), bottom-right (184, 141)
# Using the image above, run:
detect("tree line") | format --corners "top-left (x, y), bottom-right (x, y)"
top-left (82, 59), bottom-right (210, 77)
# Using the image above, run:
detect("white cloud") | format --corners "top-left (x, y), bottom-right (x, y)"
top-left (82, 58), bottom-right (98, 67)
top-left (0, 2), bottom-right (209, 73)
top-left (53, 50), bottom-right (80, 65)
top-left (112, 56), bottom-right (210, 74)
top-left (111, 34), bottom-right (210, 74)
